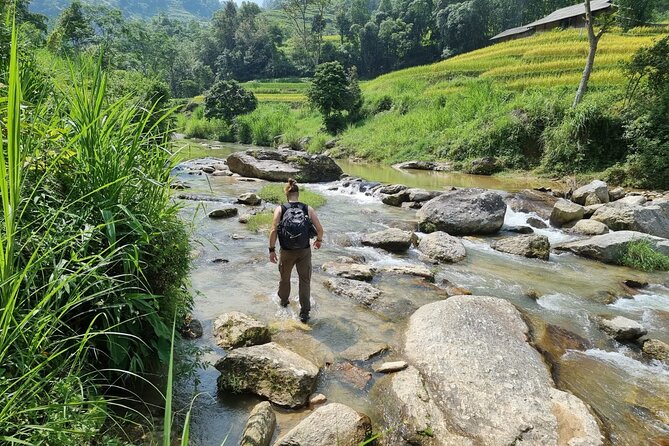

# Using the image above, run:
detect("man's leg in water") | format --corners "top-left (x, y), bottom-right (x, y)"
top-left (278, 249), bottom-right (298, 306)
top-left (294, 248), bottom-right (312, 318)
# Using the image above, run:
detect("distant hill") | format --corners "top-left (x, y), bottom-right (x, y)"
top-left (29, 0), bottom-right (223, 21)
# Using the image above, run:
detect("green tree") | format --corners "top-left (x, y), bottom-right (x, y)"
top-left (204, 80), bottom-right (258, 121)
top-left (617, 0), bottom-right (655, 30)
top-left (47, 0), bottom-right (94, 52)
top-left (307, 61), bottom-right (363, 133)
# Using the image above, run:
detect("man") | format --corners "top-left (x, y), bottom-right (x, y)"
top-left (269, 178), bottom-right (324, 323)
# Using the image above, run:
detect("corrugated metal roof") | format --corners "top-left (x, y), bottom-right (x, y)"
top-left (532, 0), bottom-right (612, 27)
top-left (491, 25), bottom-right (534, 41)
top-left (491, 0), bottom-right (613, 41)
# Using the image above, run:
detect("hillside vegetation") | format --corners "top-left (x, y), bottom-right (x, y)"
top-left (29, 0), bottom-right (221, 20)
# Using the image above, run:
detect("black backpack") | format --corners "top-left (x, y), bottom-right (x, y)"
top-left (278, 202), bottom-right (315, 250)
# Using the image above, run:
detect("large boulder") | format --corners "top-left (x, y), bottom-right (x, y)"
top-left (324, 278), bottom-right (382, 306)
top-left (273, 403), bottom-right (372, 446)
top-left (322, 261), bottom-right (376, 281)
top-left (572, 180), bottom-right (610, 205)
top-left (555, 231), bottom-right (669, 265)
top-left (213, 312), bottom-right (271, 348)
top-left (549, 199), bottom-right (584, 227)
top-left (591, 200), bottom-right (669, 238)
top-left (362, 228), bottom-right (417, 253)
top-left (417, 189), bottom-right (507, 235)
top-left (215, 342), bottom-right (319, 408)
top-left (570, 219), bottom-right (609, 236)
top-left (240, 402), bottom-right (276, 446)
top-left (417, 231), bottom-right (466, 263)
top-left (226, 149), bottom-right (342, 182)
top-left (491, 234), bottom-right (550, 260)
top-left (376, 297), bottom-right (603, 446)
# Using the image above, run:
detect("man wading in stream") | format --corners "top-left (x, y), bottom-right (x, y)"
top-left (269, 178), bottom-right (324, 323)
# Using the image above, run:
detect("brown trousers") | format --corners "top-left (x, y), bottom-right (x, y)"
top-left (278, 247), bottom-right (312, 314)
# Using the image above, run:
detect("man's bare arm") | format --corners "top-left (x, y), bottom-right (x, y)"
top-left (309, 207), bottom-right (324, 240)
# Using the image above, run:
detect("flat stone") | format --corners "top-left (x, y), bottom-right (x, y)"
top-left (555, 231), bottom-right (669, 265)
top-left (340, 341), bottom-right (389, 361)
top-left (321, 262), bottom-right (376, 281)
top-left (331, 362), bottom-right (372, 389)
top-left (380, 264), bottom-right (435, 281)
top-left (324, 278), bottom-right (382, 306)
top-left (227, 149), bottom-right (342, 182)
top-left (240, 401), bottom-right (276, 446)
top-left (570, 219), bottom-right (609, 236)
top-left (373, 361), bottom-right (408, 373)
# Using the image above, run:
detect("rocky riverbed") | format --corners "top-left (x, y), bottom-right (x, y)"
top-left (173, 148), bottom-right (669, 446)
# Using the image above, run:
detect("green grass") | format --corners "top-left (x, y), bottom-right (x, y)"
top-left (258, 184), bottom-right (327, 208)
top-left (247, 212), bottom-right (274, 232)
top-left (621, 240), bottom-right (669, 271)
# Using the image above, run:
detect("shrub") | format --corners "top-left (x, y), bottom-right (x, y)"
top-left (204, 80), bottom-right (257, 121)
top-left (257, 184), bottom-right (327, 208)
top-left (621, 240), bottom-right (669, 271)
top-left (235, 104), bottom-right (297, 146)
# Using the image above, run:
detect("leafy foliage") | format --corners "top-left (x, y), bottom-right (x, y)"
top-left (621, 240), bottom-right (669, 271)
top-left (308, 61), bottom-right (362, 132)
top-left (204, 80), bottom-right (258, 121)
top-left (258, 184), bottom-right (327, 207)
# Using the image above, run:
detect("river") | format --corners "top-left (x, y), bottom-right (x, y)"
top-left (173, 141), bottom-right (669, 446)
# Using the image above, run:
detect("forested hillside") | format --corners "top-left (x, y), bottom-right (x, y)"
top-left (29, 0), bottom-right (222, 20)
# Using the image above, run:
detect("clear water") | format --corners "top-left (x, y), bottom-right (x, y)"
top-left (175, 142), bottom-right (669, 446)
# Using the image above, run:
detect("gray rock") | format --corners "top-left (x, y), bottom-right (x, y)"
top-left (240, 402), bottom-right (276, 446)
top-left (616, 195), bottom-right (647, 206)
top-left (609, 187), bottom-right (626, 201)
top-left (506, 225), bottom-right (534, 234)
top-left (595, 316), bottom-right (647, 342)
top-left (491, 234), bottom-right (551, 260)
top-left (215, 342), bottom-right (319, 408)
top-left (324, 278), bottom-right (382, 306)
top-left (527, 216), bottom-right (548, 229)
top-left (273, 403), bottom-right (372, 446)
top-left (213, 312), bottom-right (271, 348)
top-left (591, 200), bottom-right (669, 238)
top-left (377, 297), bottom-right (602, 446)
top-left (361, 228), bottom-right (417, 253)
top-left (570, 219), bottom-right (609, 236)
top-left (380, 264), bottom-right (435, 281)
top-left (417, 189), bottom-right (507, 235)
top-left (465, 156), bottom-right (500, 175)
top-left (373, 361), bottom-right (408, 373)
top-left (417, 231), bottom-right (466, 263)
top-left (584, 203), bottom-right (604, 218)
top-left (393, 161), bottom-right (436, 170)
top-left (321, 262), bottom-right (376, 281)
top-left (379, 184), bottom-right (408, 195)
top-left (407, 188), bottom-right (442, 203)
top-left (643, 339), bottom-right (669, 363)
top-left (209, 207), bottom-right (238, 219)
top-left (555, 231), bottom-right (669, 265)
top-left (549, 199), bottom-right (584, 227)
top-left (572, 180), bottom-right (609, 205)
top-left (226, 149), bottom-right (342, 182)
top-left (381, 191), bottom-right (410, 207)
top-left (237, 193), bottom-right (262, 206)
top-left (324, 138), bottom-right (338, 149)
top-left (340, 341), bottom-right (389, 361)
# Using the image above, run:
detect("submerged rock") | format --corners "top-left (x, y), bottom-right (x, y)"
top-left (340, 341), bottom-right (389, 362)
top-left (417, 189), bottom-right (507, 235)
top-left (380, 264), bottom-right (435, 281)
top-left (417, 231), bottom-right (466, 263)
top-left (321, 261), bottom-right (376, 281)
top-left (393, 160), bottom-right (436, 170)
top-left (324, 278), bottom-right (382, 305)
top-left (330, 362), bottom-right (373, 389)
top-left (361, 228), bottom-right (417, 253)
top-left (376, 296), bottom-right (603, 446)
top-left (273, 403), bottom-right (372, 446)
top-left (215, 342), bottom-right (319, 408)
top-left (555, 231), bottom-right (669, 265)
top-left (213, 311), bottom-right (271, 348)
top-left (491, 234), bottom-right (550, 260)
top-left (226, 149), bottom-right (342, 182)
top-left (240, 401), bottom-right (276, 446)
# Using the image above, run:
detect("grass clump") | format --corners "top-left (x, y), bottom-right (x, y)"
top-left (247, 212), bottom-right (275, 232)
top-left (621, 240), bottom-right (669, 271)
top-left (258, 184), bottom-right (327, 208)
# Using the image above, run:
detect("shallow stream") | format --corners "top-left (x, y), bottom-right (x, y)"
top-left (174, 142), bottom-right (669, 446)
